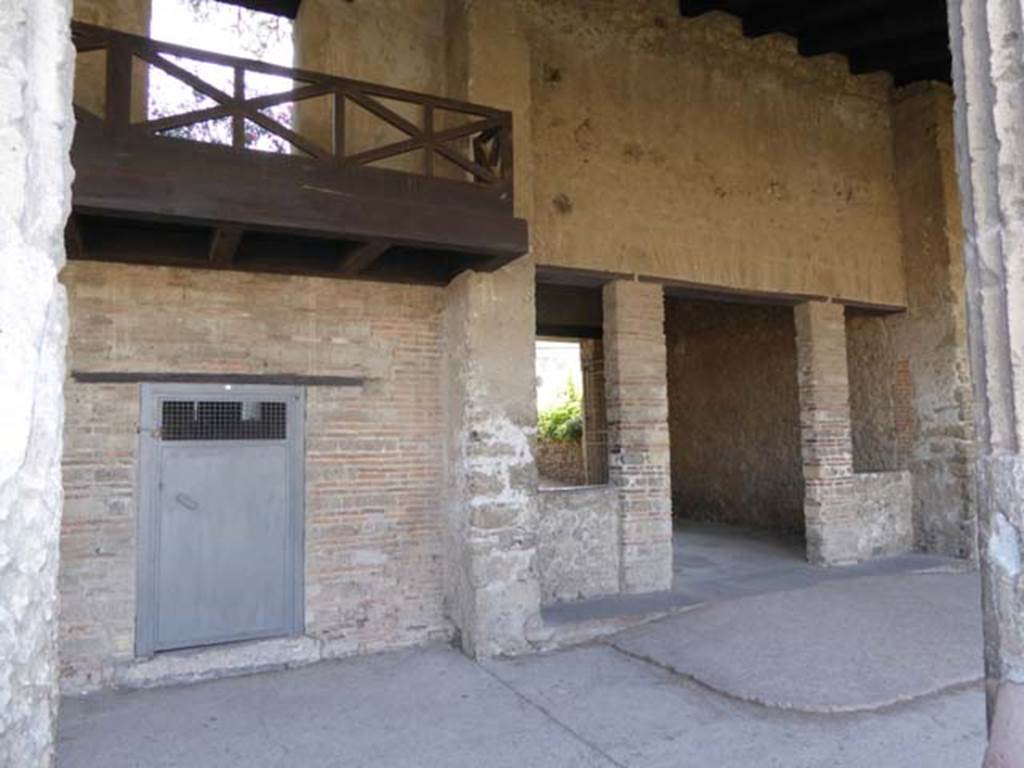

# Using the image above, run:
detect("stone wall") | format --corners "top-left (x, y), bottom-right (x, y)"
top-left (666, 300), bottom-right (804, 533)
top-left (520, 0), bottom-right (905, 307)
top-left (888, 83), bottom-right (976, 559)
top-left (852, 471), bottom-right (914, 558)
top-left (537, 487), bottom-right (619, 603)
top-left (59, 262), bottom-right (450, 690)
top-left (846, 311), bottom-right (905, 473)
top-left (536, 438), bottom-right (585, 487)
top-left (0, 1), bottom-right (74, 765)
top-left (442, 262), bottom-right (541, 657)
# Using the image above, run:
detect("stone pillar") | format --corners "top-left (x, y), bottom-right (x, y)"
top-left (602, 281), bottom-right (673, 593)
top-left (947, 1), bottom-right (1024, 762)
top-left (794, 301), bottom-right (858, 565)
top-left (0, 1), bottom-right (74, 766)
top-left (440, 0), bottom-right (540, 657)
top-left (443, 262), bottom-right (541, 657)
top-left (888, 82), bottom-right (976, 559)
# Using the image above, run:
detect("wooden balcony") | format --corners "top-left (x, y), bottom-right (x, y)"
top-left (68, 22), bottom-right (527, 285)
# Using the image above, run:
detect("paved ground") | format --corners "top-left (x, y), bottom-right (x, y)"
top-left (58, 525), bottom-right (988, 767)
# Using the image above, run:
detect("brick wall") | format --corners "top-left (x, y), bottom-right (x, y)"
top-left (794, 301), bottom-right (858, 565)
top-left (666, 300), bottom-right (804, 533)
top-left (60, 262), bottom-right (449, 689)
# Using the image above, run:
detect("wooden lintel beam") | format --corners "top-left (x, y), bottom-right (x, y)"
top-left (338, 240), bottom-right (390, 274)
top-left (208, 226), bottom-right (244, 264)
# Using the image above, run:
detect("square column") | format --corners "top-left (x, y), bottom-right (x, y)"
top-left (794, 301), bottom-right (858, 565)
top-left (948, 0), bottom-right (1024, 758)
top-left (443, 262), bottom-right (541, 657)
top-left (602, 281), bottom-right (673, 593)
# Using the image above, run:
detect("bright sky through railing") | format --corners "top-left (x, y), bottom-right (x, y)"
top-left (148, 0), bottom-right (295, 152)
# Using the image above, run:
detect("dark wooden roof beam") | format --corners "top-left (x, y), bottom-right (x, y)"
top-left (742, 0), bottom-right (891, 39)
top-left (679, 0), bottom-right (750, 18)
top-left (799, 2), bottom-right (949, 57)
top-left (848, 34), bottom-right (952, 76)
top-left (891, 58), bottom-right (956, 87)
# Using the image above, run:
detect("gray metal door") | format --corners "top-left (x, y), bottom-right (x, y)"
top-left (137, 384), bottom-right (304, 655)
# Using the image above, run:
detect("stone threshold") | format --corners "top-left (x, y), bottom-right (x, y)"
top-left (62, 627), bottom-right (453, 696)
top-left (531, 591), bottom-right (704, 652)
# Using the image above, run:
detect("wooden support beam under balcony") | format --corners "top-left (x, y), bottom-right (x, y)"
top-left (68, 22), bottom-right (527, 286)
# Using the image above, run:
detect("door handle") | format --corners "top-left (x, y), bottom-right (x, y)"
top-left (174, 493), bottom-right (199, 511)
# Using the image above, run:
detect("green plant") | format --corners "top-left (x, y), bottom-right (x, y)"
top-left (538, 378), bottom-right (583, 442)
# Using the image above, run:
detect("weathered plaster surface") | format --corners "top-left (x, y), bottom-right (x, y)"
top-left (295, 0), bottom-right (447, 173)
top-left (520, 0), bottom-right (905, 307)
top-left (0, 1), bottom-right (73, 765)
top-left (666, 300), bottom-right (803, 533)
top-left (851, 471), bottom-right (914, 558)
top-left (846, 312), bottom-right (903, 473)
top-left (72, 0), bottom-right (147, 31)
top-left (537, 486), bottom-right (619, 604)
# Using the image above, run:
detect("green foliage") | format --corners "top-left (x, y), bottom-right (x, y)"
top-left (538, 378), bottom-right (583, 442)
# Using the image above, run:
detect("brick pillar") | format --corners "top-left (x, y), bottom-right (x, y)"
top-left (0, 1), bottom-right (73, 765)
top-left (794, 301), bottom-right (859, 565)
top-left (948, 1), bottom-right (1024, 761)
top-left (603, 281), bottom-right (672, 593)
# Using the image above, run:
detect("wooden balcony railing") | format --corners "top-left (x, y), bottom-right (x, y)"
top-left (68, 22), bottom-right (527, 282)
top-left (71, 21), bottom-right (513, 202)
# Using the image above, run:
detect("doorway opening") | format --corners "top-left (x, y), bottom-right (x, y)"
top-left (665, 297), bottom-right (806, 585)
top-left (535, 338), bottom-right (609, 488)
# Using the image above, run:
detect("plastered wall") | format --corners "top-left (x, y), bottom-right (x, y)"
top-left (60, 262), bottom-right (449, 689)
top-left (520, 0), bottom-right (906, 307)
top-left (77, 0), bottom-right (912, 310)
top-left (666, 299), bottom-right (804, 532)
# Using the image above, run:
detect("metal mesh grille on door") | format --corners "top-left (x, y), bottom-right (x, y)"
top-left (160, 400), bottom-right (287, 441)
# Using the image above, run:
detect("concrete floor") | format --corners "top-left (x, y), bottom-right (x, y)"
top-left (58, 524), bottom-right (987, 767)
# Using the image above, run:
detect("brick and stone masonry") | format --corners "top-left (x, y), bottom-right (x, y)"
top-left (60, 262), bottom-right (451, 689)
top-left (0, 1), bottom-right (74, 765)
top-left (794, 301), bottom-right (859, 565)
top-left (443, 261), bottom-right (542, 657)
top-left (947, 0), bottom-right (1024, 763)
top-left (603, 281), bottom-right (673, 593)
